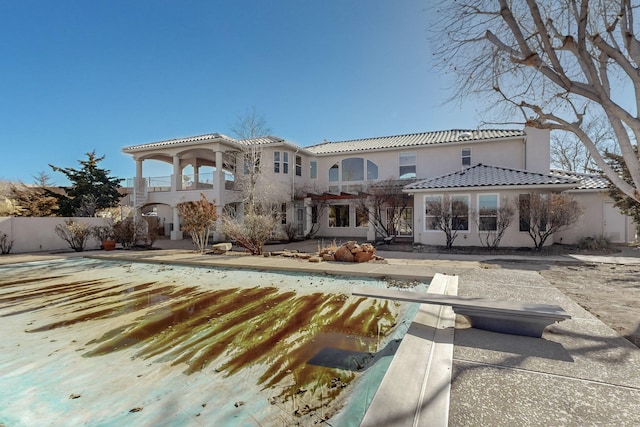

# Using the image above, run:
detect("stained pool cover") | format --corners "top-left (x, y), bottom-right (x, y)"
top-left (0, 258), bottom-right (423, 426)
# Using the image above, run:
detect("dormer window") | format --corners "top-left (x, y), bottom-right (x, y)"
top-left (462, 148), bottom-right (471, 166)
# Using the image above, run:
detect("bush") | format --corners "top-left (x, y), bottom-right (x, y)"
top-left (577, 234), bottom-right (611, 250)
top-left (55, 219), bottom-right (92, 252)
top-left (220, 211), bottom-right (278, 255)
top-left (178, 194), bottom-right (218, 254)
top-left (0, 233), bottom-right (14, 254)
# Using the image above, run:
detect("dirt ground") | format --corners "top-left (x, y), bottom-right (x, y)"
top-left (484, 259), bottom-right (640, 348)
top-left (540, 262), bottom-right (640, 348)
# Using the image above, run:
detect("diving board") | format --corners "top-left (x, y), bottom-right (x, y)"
top-left (354, 274), bottom-right (571, 338)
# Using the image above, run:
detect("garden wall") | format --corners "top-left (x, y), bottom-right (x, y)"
top-left (0, 217), bottom-right (108, 254)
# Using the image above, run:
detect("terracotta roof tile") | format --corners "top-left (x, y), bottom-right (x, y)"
top-left (405, 164), bottom-right (580, 190)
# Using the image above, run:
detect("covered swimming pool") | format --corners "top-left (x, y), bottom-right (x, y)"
top-left (0, 258), bottom-right (427, 426)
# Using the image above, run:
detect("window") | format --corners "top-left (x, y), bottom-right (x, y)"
top-left (295, 155), bottom-right (302, 176)
top-left (399, 152), bottom-right (416, 178)
top-left (367, 160), bottom-right (378, 180)
top-left (329, 205), bottom-right (350, 227)
top-left (356, 206), bottom-right (369, 228)
top-left (329, 163), bottom-right (339, 182)
top-left (387, 207), bottom-right (413, 236)
top-left (342, 158), bottom-right (364, 181)
top-left (274, 151), bottom-right (281, 173)
top-left (281, 203), bottom-right (287, 224)
top-left (424, 195), bottom-right (442, 231)
top-left (310, 160), bottom-right (317, 179)
top-left (243, 152), bottom-right (260, 175)
top-left (283, 152), bottom-right (289, 174)
top-left (519, 194), bottom-right (530, 232)
top-left (451, 195), bottom-right (469, 231)
top-left (462, 148), bottom-right (471, 167)
top-left (424, 194), bottom-right (469, 231)
top-left (478, 194), bottom-right (498, 231)
top-left (312, 205), bottom-right (318, 224)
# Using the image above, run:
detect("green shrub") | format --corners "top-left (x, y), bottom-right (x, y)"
top-left (577, 234), bottom-right (611, 250)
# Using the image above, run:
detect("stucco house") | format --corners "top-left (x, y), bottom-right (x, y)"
top-left (121, 126), bottom-right (636, 247)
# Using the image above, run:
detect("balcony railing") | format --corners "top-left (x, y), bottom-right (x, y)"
top-left (125, 174), bottom-right (238, 193)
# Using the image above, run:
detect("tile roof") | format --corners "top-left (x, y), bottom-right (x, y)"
top-left (405, 164), bottom-right (580, 191)
top-left (122, 134), bottom-right (305, 153)
top-left (122, 133), bottom-right (237, 152)
top-left (550, 169), bottom-right (610, 190)
top-left (306, 129), bottom-right (525, 155)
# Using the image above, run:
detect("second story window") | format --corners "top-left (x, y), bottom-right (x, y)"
top-left (295, 155), bottom-right (302, 176)
top-left (283, 152), bottom-right (289, 174)
top-left (462, 148), bottom-right (471, 166)
top-left (329, 163), bottom-right (339, 182)
top-left (341, 158), bottom-right (364, 181)
top-left (399, 152), bottom-right (416, 178)
top-left (310, 160), bottom-right (317, 179)
top-left (274, 151), bottom-right (281, 173)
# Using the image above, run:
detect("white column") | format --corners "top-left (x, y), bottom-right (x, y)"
top-left (212, 150), bottom-right (225, 242)
top-left (172, 155), bottom-right (181, 191)
top-left (170, 205), bottom-right (182, 240)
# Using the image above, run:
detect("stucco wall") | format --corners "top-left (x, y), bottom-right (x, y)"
top-left (555, 192), bottom-right (636, 244)
top-left (310, 139), bottom-right (529, 191)
top-left (0, 217), bottom-right (108, 254)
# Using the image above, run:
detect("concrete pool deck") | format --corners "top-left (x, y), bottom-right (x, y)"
top-left (1, 241), bottom-right (640, 426)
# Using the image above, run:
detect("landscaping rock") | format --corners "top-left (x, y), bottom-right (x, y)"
top-left (212, 242), bottom-right (232, 254)
top-left (332, 241), bottom-right (376, 262)
top-left (334, 245), bottom-right (355, 262)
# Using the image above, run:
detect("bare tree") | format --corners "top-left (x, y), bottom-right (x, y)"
top-left (520, 193), bottom-right (583, 249)
top-left (426, 194), bottom-right (469, 249)
top-left (358, 180), bottom-right (412, 242)
top-left (230, 106), bottom-right (273, 140)
top-left (551, 115), bottom-right (617, 172)
top-left (472, 203), bottom-right (516, 249)
top-left (222, 108), bottom-right (282, 254)
top-left (432, 0), bottom-right (640, 202)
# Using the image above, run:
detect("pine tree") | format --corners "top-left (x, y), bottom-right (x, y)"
top-left (49, 151), bottom-right (123, 217)
top-left (604, 147), bottom-right (640, 234)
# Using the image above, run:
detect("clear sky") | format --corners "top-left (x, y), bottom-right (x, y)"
top-left (1, 0), bottom-right (488, 185)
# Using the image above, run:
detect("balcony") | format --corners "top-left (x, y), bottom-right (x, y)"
top-left (124, 173), bottom-right (240, 207)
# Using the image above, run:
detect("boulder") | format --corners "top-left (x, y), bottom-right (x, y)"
top-left (212, 242), bottom-right (233, 254)
top-left (332, 241), bottom-right (376, 263)
top-left (354, 251), bottom-right (374, 263)
top-left (334, 245), bottom-right (355, 262)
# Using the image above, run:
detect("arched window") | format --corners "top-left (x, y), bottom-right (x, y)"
top-left (367, 160), bottom-right (378, 179)
top-left (329, 163), bottom-right (339, 182)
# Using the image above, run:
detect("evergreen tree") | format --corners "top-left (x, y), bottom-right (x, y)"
top-left (49, 151), bottom-right (123, 217)
top-left (9, 172), bottom-right (59, 217)
top-left (604, 147), bottom-right (640, 235)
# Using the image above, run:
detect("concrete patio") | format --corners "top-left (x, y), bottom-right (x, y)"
top-left (1, 240), bottom-right (639, 426)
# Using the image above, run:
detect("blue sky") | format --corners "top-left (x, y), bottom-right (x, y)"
top-left (1, 0), bottom-right (486, 185)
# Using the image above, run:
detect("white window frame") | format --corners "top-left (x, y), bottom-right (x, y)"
top-left (424, 195), bottom-right (442, 232)
top-left (274, 151), bottom-right (281, 173)
top-left (477, 193), bottom-right (499, 232)
top-left (328, 204), bottom-right (350, 228)
top-left (282, 152), bottom-right (289, 174)
top-left (356, 205), bottom-right (369, 228)
top-left (451, 194), bottom-right (470, 232)
top-left (399, 152), bottom-right (417, 178)
top-left (462, 148), bottom-right (471, 167)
